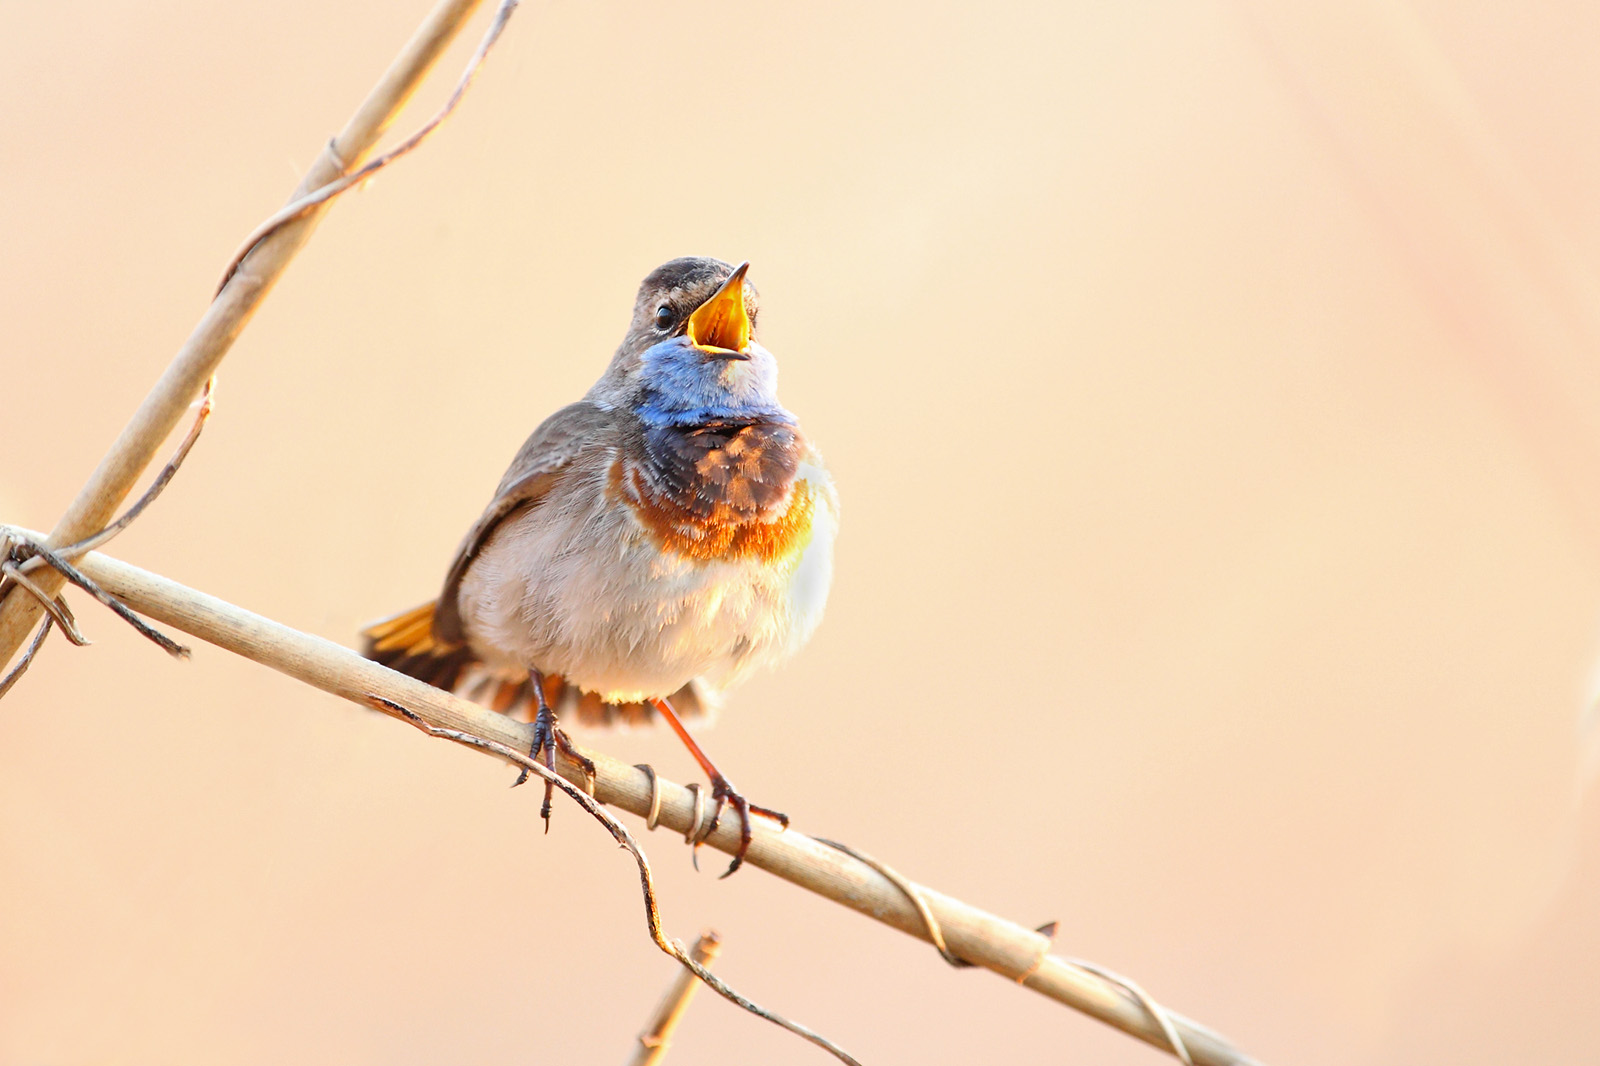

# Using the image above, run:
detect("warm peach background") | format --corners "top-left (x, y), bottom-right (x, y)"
top-left (4, 2), bottom-right (1600, 1063)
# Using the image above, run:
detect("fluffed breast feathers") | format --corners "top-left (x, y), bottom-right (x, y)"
top-left (611, 419), bottom-right (830, 565)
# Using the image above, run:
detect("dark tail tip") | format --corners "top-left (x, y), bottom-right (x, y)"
top-left (361, 601), bottom-right (475, 692)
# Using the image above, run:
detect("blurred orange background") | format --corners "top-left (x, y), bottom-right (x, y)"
top-left (4, 2), bottom-right (1600, 1063)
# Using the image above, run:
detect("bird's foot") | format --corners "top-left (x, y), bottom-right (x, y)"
top-left (646, 695), bottom-right (786, 877)
top-left (704, 773), bottom-right (788, 879)
top-left (517, 703), bottom-right (596, 829)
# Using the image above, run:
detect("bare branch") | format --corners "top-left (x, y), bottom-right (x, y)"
top-left (814, 837), bottom-right (971, 968)
top-left (17, 538), bottom-right (1264, 1066)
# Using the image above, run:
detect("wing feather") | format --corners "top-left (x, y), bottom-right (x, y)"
top-left (433, 402), bottom-right (618, 643)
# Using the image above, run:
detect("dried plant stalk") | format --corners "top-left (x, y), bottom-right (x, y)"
top-left (0, 0), bottom-right (487, 661)
top-left (628, 931), bottom-right (723, 1066)
top-left (41, 540), bottom-right (1261, 1066)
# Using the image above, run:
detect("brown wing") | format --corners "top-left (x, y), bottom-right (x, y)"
top-left (432, 402), bottom-right (618, 644)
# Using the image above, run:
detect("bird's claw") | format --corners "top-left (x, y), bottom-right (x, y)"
top-left (704, 774), bottom-right (787, 878)
top-left (516, 704), bottom-right (595, 830)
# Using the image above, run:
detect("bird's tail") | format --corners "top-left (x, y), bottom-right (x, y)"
top-left (359, 601), bottom-right (713, 726)
top-left (362, 601), bottom-right (475, 690)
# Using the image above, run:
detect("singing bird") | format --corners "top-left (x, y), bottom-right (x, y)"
top-left (362, 257), bottom-right (838, 874)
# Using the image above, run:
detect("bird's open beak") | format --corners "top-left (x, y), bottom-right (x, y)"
top-left (686, 262), bottom-right (753, 360)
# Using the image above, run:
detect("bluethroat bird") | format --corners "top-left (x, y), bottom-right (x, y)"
top-left (362, 257), bottom-right (838, 875)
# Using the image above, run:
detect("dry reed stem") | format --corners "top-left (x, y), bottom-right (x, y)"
top-left (19, 538), bottom-right (1262, 1066)
top-left (627, 931), bottom-right (723, 1066)
top-left (0, 0), bottom-right (490, 662)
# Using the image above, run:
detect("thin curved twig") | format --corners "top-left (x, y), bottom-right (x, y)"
top-left (0, 565), bottom-right (89, 647)
top-left (0, 380), bottom-right (209, 684)
top-left (0, 617), bottom-right (52, 701)
top-left (365, 694), bottom-right (862, 1066)
top-left (53, 377), bottom-right (215, 565)
top-left (817, 837), bottom-right (1195, 1064)
top-left (1, 379), bottom-right (214, 616)
top-left (815, 837), bottom-right (970, 968)
top-left (1066, 958), bottom-right (1195, 1066)
top-left (216, 0), bottom-right (520, 294)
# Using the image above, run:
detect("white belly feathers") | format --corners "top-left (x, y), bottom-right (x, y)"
top-left (456, 463), bottom-right (838, 704)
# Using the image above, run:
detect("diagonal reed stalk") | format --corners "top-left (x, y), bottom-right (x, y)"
top-left (0, 0), bottom-right (489, 660)
top-left (16, 537), bottom-right (1260, 1066)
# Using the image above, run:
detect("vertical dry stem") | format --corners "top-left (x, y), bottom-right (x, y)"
top-left (627, 932), bottom-right (724, 1066)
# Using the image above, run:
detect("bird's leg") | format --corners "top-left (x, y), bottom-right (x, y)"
top-left (650, 696), bottom-right (788, 878)
top-left (522, 669), bottom-right (596, 829)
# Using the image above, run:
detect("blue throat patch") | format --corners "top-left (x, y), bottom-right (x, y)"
top-left (634, 337), bottom-right (792, 428)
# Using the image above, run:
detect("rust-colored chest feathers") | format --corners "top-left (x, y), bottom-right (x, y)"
top-left (611, 419), bottom-right (816, 563)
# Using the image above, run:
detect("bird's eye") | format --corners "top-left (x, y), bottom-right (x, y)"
top-left (653, 305), bottom-right (675, 331)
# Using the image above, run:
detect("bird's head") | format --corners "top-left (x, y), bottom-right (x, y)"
top-left (589, 257), bottom-right (789, 427)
